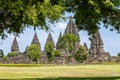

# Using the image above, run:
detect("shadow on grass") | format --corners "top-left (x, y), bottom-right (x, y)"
top-left (1, 77), bottom-right (120, 80)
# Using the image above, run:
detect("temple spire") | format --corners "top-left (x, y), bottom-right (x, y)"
top-left (96, 31), bottom-right (103, 45)
top-left (31, 32), bottom-right (41, 49)
top-left (64, 16), bottom-right (79, 37)
top-left (89, 30), bottom-right (104, 56)
top-left (11, 36), bottom-right (19, 52)
top-left (56, 32), bottom-right (62, 49)
top-left (45, 33), bottom-right (55, 47)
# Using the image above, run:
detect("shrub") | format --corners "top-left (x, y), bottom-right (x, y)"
top-left (3, 56), bottom-right (7, 60)
top-left (74, 45), bottom-right (88, 63)
top-left (45, 42), bottom-right (54, 62)
top-left (59, 34), bottom-right (80, 53)
top-left (53, 50), bottom-right (61, 57)
top-left (27, 44), bottom-right (41, 63)
top-left (118, 52), bottom-right (120, 57)
top-left (7, 52), bottom-right (18, 57)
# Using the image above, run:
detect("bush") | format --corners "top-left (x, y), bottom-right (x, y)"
top-left (27, 44), bottom-right (41, 63)
top-left (118, 52), bottom-right (120, 57)
top-left (52, 50), bottom-right (61, 57)
top-left (58, 34), bottom-right (80, 53)
top-left (45, 42), bottom-right (54, 62)
top-left (45, 42), bottom-right (62, 62)
top-left (7, 52), bottom-right (18, 57)
top-left (3, 56), bottom-right (7, 60)
top-left (74, 45), bottom-right (88, 63)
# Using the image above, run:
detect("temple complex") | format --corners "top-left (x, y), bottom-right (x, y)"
top-left (1, 17), bottom-right (118, 64)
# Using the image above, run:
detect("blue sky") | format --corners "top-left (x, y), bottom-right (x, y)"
top-left (0, 15), bottom-right (120, 56)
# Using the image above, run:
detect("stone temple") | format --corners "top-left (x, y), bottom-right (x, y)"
top-left (1, 17), bottom-right (118, 64)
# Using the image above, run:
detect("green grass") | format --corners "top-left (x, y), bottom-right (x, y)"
top-left (0, 64), bottom-right (120, 80)
top-left (0, 64), bottom-right (56, 67)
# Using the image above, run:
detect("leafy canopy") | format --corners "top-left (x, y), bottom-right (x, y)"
top-left (27, 44), bottom-right (41, 63)
top-left (0, 0), bottom-right (65, 38)
top-left (1, 0), bottom-right (120, 38)
top-left (66, 0), bottom-right (120, 34)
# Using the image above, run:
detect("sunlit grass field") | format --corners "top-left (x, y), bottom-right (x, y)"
top-left (0, 64), bottom-right (120, 80)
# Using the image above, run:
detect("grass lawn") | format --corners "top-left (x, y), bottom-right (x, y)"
top-left (0, 64), bottom-right (120, 80)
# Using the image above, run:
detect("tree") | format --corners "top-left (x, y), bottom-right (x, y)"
top-left (45, 42), bottom-right (54, 62)
top-left (74, 45), bottom-right (88, 63)
top-left (66, 0), bottom-right (120, 34)
top-left (7, 52), bottom-right (18, 57)
top-left (59, 34), bottom-right (80, 54)
top-left (0, 0), bottom-right (65, 38)
top-left (1, 0), bottom-right (120, 38)
top-left (118, 52), bottom-right (120, 57)
top-left (45, 42), bottom-right (61, 62)
top-left (27, 44), bottom-right (41, 63)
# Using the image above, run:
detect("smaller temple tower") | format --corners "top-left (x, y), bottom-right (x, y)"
top-left (56, 32), bottom-right (62, 50)
top-left (89, 30), bottom-right (104, 57)
top-left (89, 30), bottom-right (110, 61)
top-left (31, 32), bottom-right (41, 49)
top-left (11, 36), bottom-right (19, 52)
top-left (45, 33), bottom-right (55, 48)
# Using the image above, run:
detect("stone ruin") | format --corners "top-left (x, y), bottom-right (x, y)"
top-left (0, 17), bottom-right (119, 64)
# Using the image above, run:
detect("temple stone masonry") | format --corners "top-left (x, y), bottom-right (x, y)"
top-left (45, 32), bottom-right (55, 48)
top-left (87, 31), bottom-right (111, 63)
top-left (56, 16), bottom-right (80, 56)
top-left (31, 32), bottom-right (41, 49)
top-left (11, 36), bottom-right (19, 53)
top-left (0, 17), bottom-right (119, 64)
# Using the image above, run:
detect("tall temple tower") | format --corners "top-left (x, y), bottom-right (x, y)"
top-left (31, 32), bottom-right (41, 49)
top-left (56, 16), bottom-right (80, 55)
top-left (89, 31), bottom-right (103, 56)
top-left (64, 16), bottom-right (80, 51)
top-left (11, 36), bottom-right (19, 52)
top-left (89, 30), bottom-right (110, 61)
top-left (45, 33), bottom-right (55, 48)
